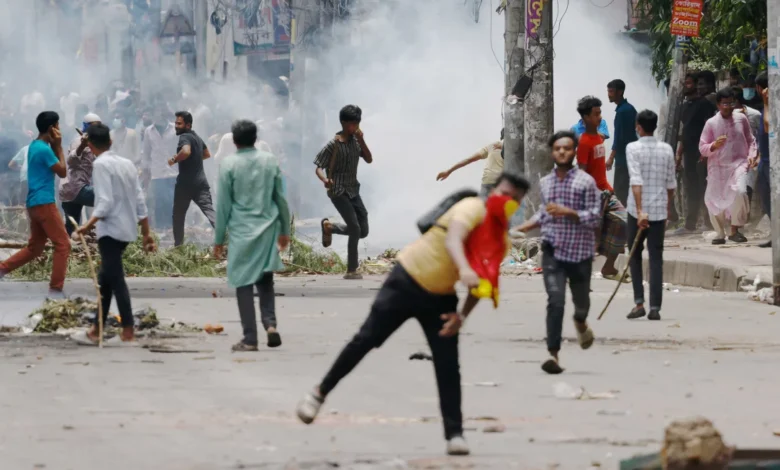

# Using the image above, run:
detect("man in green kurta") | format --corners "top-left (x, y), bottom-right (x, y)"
top-left (214, 120), bottom-right (291, 352)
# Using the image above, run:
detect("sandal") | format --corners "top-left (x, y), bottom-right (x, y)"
top-left (70, 330), bottom-right (99, 347)
top-left (231, 341), bottom-right (259, 352)
top-left (321, 218), bottom-right (332, 248)
top-left (602, 272), bottom-right (630, 283)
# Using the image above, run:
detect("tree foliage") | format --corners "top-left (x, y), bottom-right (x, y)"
top-left (635, 0), bottom-right (767, 82)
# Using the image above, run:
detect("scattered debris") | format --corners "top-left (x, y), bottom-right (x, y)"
top-left (30, 298), bottom-right (97, 333)
top-left (358, 248), bottom-right (398, 275)
top-left (597, 410), bottom-right (631, 416)
top-left (204, 324), bottom-right (225, 334)
top-left (773, 430), bottom-right (780, 437)
top-left (193, 356), bottom-right (216, 361)
top-left (474, 381), bottom-right (500, 388)
top-left (553, 382), bottom-right (616, 400)
top-left (482, 423), bottom-right (506, 433)
top-left (661, 416), bottom-right (733, 470)
top-left (409, 351), bottom-right (433, 361)
top-left (232, 358), bottom-right (256, 363)
top-left (62, 425), bottom-right (74, 431)
top-left (144, 345), bottom-right (214, 354)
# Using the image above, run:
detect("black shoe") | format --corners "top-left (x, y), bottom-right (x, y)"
top-left (712, 238), bottom-right (726, 245)
top-left (627, 306), bottom-right (646, 319)
top-left (728, 232), bottom-right (748, 243)
top-left (648, 310), bottom-right (661, 321)
top-left (267, 330), bottom-right (282, 348)
top-left (542, 356), bottom-right (564, 375)
top-left (760, 240), bottom-right (772, 248)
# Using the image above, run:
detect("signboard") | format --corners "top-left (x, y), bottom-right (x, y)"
top-left (670, 0), bottom-right (703, 38)
top-left (233, 0), bottom-right (292, 56)
top-left (526, 0), bottom-right (544, 41)
top-left (675, 35), bottom-right (692, 50)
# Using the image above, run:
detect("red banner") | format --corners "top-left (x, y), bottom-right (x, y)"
top-left (670, 0), bottom-right (703, 38)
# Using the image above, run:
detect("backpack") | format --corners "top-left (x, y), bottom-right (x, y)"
top-left (417, 189), bottom-right (479, 234)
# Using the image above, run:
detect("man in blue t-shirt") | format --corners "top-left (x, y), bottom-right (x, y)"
top-left (0, 111), bottom-right (71, 297)
top-left (756, 73), bottom-right (772, 248)
top-left (606, 79), bottom-right (639, 207)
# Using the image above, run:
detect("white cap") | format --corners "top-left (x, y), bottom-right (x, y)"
top-left (83, 113), bottom-right (101, 123)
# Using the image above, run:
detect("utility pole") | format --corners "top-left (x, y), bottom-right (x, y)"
top-left (194, 0), bottom-right (209, 79)
top-left (663, 36), bottom-right (689, 223)
top-left (502, 0), bottom-right (525, 177)
top-left (523, 0), bottom-right (554, 212)
top-left (768, 0), bottom-right (780, 304)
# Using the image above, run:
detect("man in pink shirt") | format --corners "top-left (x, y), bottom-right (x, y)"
top-left (698, 88), bottom-right (757, 244)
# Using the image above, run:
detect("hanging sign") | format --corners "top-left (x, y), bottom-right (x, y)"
top-left (526, 0), bottom-right (544, 40)
top-left (670, 0), bottom-right (703, 38)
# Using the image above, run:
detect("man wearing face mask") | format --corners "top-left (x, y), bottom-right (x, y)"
top-left (60, 113), bottom-right (100, 236)
top-left (141, 108), bottom-right (178, 229)
top-left (110, 112), bottom-right (140, 169)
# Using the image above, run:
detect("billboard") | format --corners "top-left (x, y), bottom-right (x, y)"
top-left (670, 0), bottom-right (703, 38)
top-left (233, 0), bottom-right (291, 56)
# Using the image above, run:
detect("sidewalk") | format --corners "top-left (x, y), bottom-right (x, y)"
top-left (614, 231), bottom-right (773, 292)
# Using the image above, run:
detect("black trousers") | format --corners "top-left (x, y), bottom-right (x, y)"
top-left (318, 264), bottom-right (462, 440)
top-left (236, 273), bottom-right (276, 346)
top-left (173, 178), bottom-right (216, 246)
top-left (683, 153), bottom-right (711, 230)
top-left (329, 193), bottom-right (369, 272)
top-left (96, 237), bottom-right (133, 328)
top-left (62, 186), bottom-right (95, 236)
top-left (541, 243), bottom-right (592, 353)
top-left (627, 215), bottom-right (665, 311)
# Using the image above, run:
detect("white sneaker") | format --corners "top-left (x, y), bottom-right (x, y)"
top-left (296, 391), bottom-right (324, 424)
top-left (446, 435), bottom-right (470, 456)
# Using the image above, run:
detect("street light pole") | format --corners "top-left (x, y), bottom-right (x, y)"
top-left (768, 0), bottom-right (780, 304)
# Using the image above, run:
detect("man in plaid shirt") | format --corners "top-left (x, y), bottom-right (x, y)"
top-left (516, 130), bottom-right (600, 374)
top-left (626, 110), bottom-right (676, 321)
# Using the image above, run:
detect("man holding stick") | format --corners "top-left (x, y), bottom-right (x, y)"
top-left (625, 110), bottom-right (676, 321)
top-left (0, 111), bottom-right (70, 298)
top-left (71, 124), bottom-right (156, 346)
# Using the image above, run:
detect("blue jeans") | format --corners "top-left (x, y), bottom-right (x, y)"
top-left (62, 186), bottom-right (95, 235)
top-left (758, 160), bottom-right (771, 218)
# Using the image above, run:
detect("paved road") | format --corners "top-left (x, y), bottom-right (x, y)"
top-left (1, 274), bottom-right (779, 469)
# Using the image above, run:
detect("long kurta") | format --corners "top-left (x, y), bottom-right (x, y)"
top-left (215, 148), bottom-right (291, 288)
top-left (698, 112), bottom-right (757, 216)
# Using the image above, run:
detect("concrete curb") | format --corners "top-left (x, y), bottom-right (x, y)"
top-left (615, 254), bottom-right (772, 292)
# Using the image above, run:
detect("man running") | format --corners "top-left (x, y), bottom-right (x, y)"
top-left (316, 105), bottom-right (373, 280)
top-left (515, 130), bottom-right (599, 375)
top-left (699, 88), bottom-right (757, 245)
top-left (0, 111), bottom-right (70, 298)
top-left (295, 172), bottom-right (529, 456)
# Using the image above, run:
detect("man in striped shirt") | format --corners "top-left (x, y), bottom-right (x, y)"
top-left (315, 105), bottom-right (373, 279)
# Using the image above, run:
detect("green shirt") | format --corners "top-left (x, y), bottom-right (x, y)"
top-left (215, 148), bottom-right (291, 288)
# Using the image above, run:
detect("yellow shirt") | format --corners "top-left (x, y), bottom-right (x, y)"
top-left (397, 197), bottom-right (487, 294)
top-left (480, 140), bottom-right (504, 185)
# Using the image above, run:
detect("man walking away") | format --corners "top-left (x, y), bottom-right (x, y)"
top-left (436, 130), bottom-right (503, 196)
top-left (214, 120), bottom-right (291, 352)
top-left (576, 96), bottom-right (627, 282)
top-left (296, 173), bottom-right (529, 456)
top-left (316, 105), bottom-right (373, 280)
top-left (0, 111), bottom-right (70, 298)
top-left (515, 131), bottom-right (599, 375)
top-left (699, 88), bottom-right (758, 245)
top-left (625, 110), bottom-right (676, 321)
top-left (70, 124), bottom-right (156, 346)
top-left (672, 72), bottom-right (717, 235)
top-left (61, 113), bottom-right (100, 235)
top-left (141, 109), bottom-right (178, 230)
top-left (169, 111), bottom-right (216, 246)
top-left (756, 73), bottom-right (772, 247)
top-left (606, 79), bottom-right (638, 206)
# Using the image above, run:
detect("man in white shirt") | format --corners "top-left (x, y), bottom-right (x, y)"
top-left (71, 123), bottom-right (156, 346)
top-left (436, 130), bottom-right (504, 196)
top-left (110, 112), bottom-right (140, 168)
top-left (625, 110), bottom-right (677, 322)
top-left (141, 109), bottom-right (178, 230)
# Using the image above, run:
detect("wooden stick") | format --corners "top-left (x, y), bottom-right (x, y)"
top-left (67, 217), bottom-right (103, 348)
top-left (597, 227), bottom-right (645, 321)
top-left (0, 242), bottom-right (27, 249)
